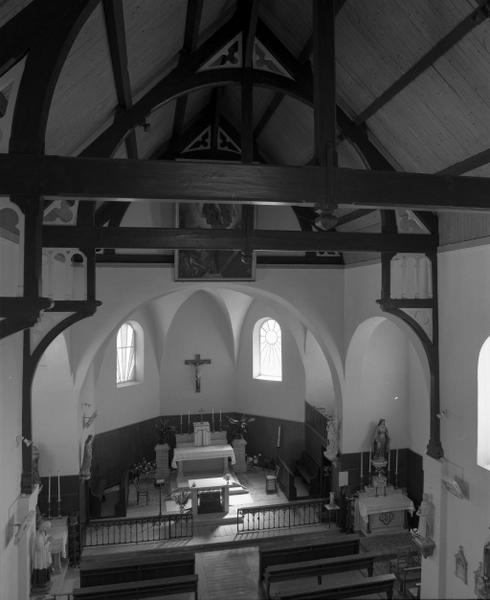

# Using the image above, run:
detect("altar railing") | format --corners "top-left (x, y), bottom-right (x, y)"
top-left (236, 498), bottom-right (327, 533)
top-left (82, 513), bottom-right (193, 547)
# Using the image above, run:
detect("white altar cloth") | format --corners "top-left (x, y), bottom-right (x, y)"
top-left (357, 494), bottom-right (415, 520)
top-left (172, 444), bottom-right (236, 469)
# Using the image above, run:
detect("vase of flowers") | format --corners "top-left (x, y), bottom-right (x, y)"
top-left (131, 457), bottom-right (156, 484)
top-left (169, 487), bottom-right (191, 513)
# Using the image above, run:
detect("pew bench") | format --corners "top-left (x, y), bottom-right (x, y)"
top-left (269, 572), bottom-right (396, 599)
top-left (80, 550), bottom-right (195, 587)
top-left (72, 574), bottom-right (198, 599)
top-left (259, 533), bottom-right (360, 580)
top-left (263, 550), bottom-right (386, 599)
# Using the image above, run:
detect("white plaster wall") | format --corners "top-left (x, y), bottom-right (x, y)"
top-left (304, 331), bottom-right (336, 411)
top-left (92, 307), bottom-right (160, 433)
top-left (437, 243), bottom-right (490, 599)
top-left (0, 332), bottom-right (24, 600)
top-left (32, 334), bottom-right (79, 474)
top-left (159, 291), bottom-right (236, 415)
top-left (235, 300), bottom-right (306, 421)
top-left (344, 262), bottom-right (430, 454)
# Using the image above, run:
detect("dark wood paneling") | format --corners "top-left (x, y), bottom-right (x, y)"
top-left (38, 474), bottom-right (79, 517)
top-left (244, 414), bottom-right (304, 469)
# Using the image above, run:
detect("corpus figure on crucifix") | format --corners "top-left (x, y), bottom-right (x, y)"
top-left (185, 354), bottom-right (211, 393)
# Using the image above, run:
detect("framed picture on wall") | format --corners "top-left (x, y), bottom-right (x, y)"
top-left (174, 202), bottom-right (256, 281)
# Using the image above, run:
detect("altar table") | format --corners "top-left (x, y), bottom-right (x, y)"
top-left (356, 491), bottom-right (415, 535)
top-left (188, 477), bottom-right (230, 518)
top-left (172, 444), bottom-right (236, 476)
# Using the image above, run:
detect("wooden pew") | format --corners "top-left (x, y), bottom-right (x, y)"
top-left (270, 573), bottom-right (396, 599)
top-left (263, 550), bottom-right (386, 599)
top-left (72, 574), bottom-right (198, 599)
top-left (259, 533), bottom-right (360, 580)
top-left (80, 550), bottom-right (195, 587)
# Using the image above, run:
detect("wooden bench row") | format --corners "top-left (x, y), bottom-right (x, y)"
top-left (79, 550), bottom-right (195, 587)
top-left (72, 574), bottom-right (198, 599)
top-left (263, 550), bottom-right (388, 599)
top-left (270, 573), bottom-right (396, 599)
top-left (259, 533), bottom-right (361, 578)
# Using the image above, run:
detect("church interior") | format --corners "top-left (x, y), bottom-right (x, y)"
top-left (2, 0), bottom-right (490, 598)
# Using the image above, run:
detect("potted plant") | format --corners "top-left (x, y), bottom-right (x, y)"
top-left (227, 414), bottom-right (255, 441)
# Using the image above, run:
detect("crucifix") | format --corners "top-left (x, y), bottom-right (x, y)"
top-left (185, 354), bottom-right (211, 393)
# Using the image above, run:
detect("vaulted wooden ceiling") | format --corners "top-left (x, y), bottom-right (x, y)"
top-left (3, 0), bottom-right (490, 266)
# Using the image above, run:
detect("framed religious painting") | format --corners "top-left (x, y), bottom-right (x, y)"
top-left (174, 202), bottom-right (256, 281)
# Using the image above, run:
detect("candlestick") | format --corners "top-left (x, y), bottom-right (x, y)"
top-left (48, 475), bottom-right (51, 505)
top-left (395, 449), bottom-right (399, 475)
top-left (211, 408), bottom-right (214, 431)
top-left (360, 451), bottom-right (363, 479)
top-left (57, 473), bottom-right (61, 501)
top-left (277, 425), bottom-right (281, 448)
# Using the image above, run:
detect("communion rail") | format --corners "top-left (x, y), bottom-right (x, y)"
top-left (82, 513), bottom-right (193, 547)
top-left (236, 498), bottom-right (328, 533)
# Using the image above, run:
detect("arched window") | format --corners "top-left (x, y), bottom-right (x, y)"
top-left (253, 318), bottom-right (282, 381)
top-left (477, 337), bottom-right (490, 470)
top-left (117, 322), bottom-right (136, 384)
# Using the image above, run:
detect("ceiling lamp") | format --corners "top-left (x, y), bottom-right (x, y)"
top-left (314, 209), bottom-right (338, 231)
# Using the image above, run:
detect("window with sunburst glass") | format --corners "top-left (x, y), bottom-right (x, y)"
top-left (116, 322), bottom-right (136, 384)
top-left (253, 318), bottom-right (282, 381)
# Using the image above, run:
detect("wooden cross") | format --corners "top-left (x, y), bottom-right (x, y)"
top-left (184, 354), bottom-right (211, 393)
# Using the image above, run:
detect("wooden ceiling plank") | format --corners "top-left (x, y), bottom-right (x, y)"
top-left (3, 154), bottom-right (490, 212)
top-left (103, 0), bottom-right (132, 110)
top-left (42, 225), bottom-right (434, 253)
top-left (336, 208), bottom-right (374, 226)
top-left (313, 0), bottom-right (337, 211)
top-left (354, 1), bottom-right (490, 126)
top-left (437, 147), bottom-right (490, 176)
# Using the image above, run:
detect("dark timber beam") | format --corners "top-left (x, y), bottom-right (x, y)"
top-left (42, 225), bottom-right (435, 253)
top-left (95, 253), bottom-right (343, 265)
top-left (3, 154), bottom-right (490, 212)
top-left (355, 1), bottom-right (490, 126)
top-left (313, 0), bottom-right (337, 212)
top-left (168, 0), bottom-right (203, 154)
top-left (437, 148), bottom-right (490, 176)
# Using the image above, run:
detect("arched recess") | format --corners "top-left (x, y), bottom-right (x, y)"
top-left (343, 315), bottom-right (430, 456)
top-left (71, 279), bottom-right (343, 423)
top-left (32, 332), bottom-right (80, 475)
top-left (477, 337), bottom-right (490, 470)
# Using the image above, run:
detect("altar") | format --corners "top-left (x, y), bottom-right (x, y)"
top-left (171, 444), bottom-right (236, 476)
top-left (355, 488), bottom-right (415, 535)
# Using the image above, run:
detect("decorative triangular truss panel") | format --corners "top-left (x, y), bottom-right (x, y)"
top-left (253, 39), bottom-right (294, 79)
top-left (217, 126), bottom-right (241, 154)
top-left (182, 125), bottom-right (212, 153)
top-left (198, 33), bottom-right (242, 71)
top-left (43, 199), bottom-right (78, 225)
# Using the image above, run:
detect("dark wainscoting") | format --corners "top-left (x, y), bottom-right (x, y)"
top-left (338, 448), bottom-right (419, 495)
top-left (243, 414), bottom-right (304, 469)
top-left (38, 474), bottom-right (80, 518)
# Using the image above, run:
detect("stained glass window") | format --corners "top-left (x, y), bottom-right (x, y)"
top-left (254, 318), bottom-right (282, 381)
top-left (117, 322), bottom-right (136, 384)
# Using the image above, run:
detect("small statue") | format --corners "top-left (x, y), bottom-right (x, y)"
top-left (324, 413), bottom-right (339, 464)
top-left (80, 434), bottom-right (94, 480)
top-left (372, 418), bottom-right (390, 462)
top-left (31, 521), bottom-right (52, 590)
top-left (416, 493), bottom-right (434, 539)
top-left (32, 444), bottom-right (41, 486)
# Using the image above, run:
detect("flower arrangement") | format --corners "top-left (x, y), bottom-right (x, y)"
top-left (227, 414), bottom-right (255, 440)
top-left (168, 487), bottom-right (191, 512)
top-left (131, 457), bottom-right (156, 481)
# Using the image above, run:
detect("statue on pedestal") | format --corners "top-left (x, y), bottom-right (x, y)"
top-left (416, 493), bottom-right (434, 539)
top-left (31, 521), bottom-right (52, 591)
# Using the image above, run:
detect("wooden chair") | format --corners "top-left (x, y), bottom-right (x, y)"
top-left (134, 478), bottom-right (150, 505)
top-left (266, 465), bottom-right (280, 493)
top-left (389, 545), bottom-right (421, 594)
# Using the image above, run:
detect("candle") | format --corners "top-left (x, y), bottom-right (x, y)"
top-left (211, 408), bottom-right (214, 430)
top-left (277, 425), bottom-right (281, 448)
top-left (48, 475), bottom-right (51, 504)
top-left (388, 450), bottom-right (391, 473)
top-left (58, 473), bottom-right (61, 501)
top-left (180, 413), bottom-right (183, 426)
top-left (360, 452), bottom-right (363, 479)
top-left (395, 449), bottom-right (399, 475)
top-left (188, 410), bottom-right (190, 425)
